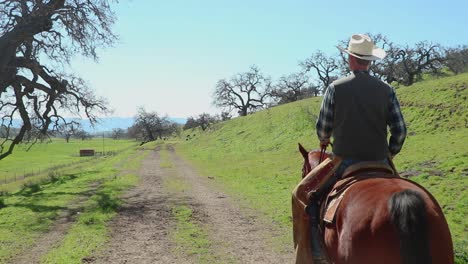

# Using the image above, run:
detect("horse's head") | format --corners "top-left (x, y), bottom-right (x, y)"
top-left (298, 143), bottom-right (330, 178)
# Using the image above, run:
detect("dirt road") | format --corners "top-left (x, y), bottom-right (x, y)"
top-left (93, 145), bottom-right (294, 263)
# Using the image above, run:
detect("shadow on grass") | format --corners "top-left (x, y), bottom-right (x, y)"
top-left (10, 203), bottom-right (68, 212)
top-left (16, 170), bottom-right (102, 197)
top-left (96, 193), bottom-right (120, 212)
top-left (114, 192), bottom-right (199, 221)
top-left (4, 179), bottom-right (102, 213)
top-left (19, 188), bottom-right (98, 199)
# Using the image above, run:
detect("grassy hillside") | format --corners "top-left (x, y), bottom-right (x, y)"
top-left (176, 73), bottom-right (467, 260)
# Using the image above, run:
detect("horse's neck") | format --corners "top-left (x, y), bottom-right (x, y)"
top-left (309, 150), bottom-right (331, 170)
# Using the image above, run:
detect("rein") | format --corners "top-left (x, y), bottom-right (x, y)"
top-left (319, 142), bottom-right (332, 163)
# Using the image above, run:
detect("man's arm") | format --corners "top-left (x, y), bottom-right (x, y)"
top-left (387, 86), bottom-right (407, 156)
top-left (316, 84), bottom-right (335, 147)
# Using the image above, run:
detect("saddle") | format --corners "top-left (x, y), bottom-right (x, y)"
top-left (321, 161), bottom-right (397, 224)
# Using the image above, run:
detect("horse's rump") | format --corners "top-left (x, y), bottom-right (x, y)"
top-left (324, 177), bottom-right (454, 264)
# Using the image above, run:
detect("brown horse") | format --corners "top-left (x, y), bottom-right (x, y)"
top-left (293, 144), bottom-right (454, 264)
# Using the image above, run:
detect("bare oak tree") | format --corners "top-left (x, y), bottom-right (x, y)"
top-left (195, 113), bottom-right (216, 131)
top-left (213, 65), bottom-right (272, 116)
top-left (366, 34), bottom-right (402, 83)
top-left (111, 128), bottom-right (126, 140)
top-left (59, 121), bottom-right (80, 143)
top-left (444, 45), bottom-right (468, 75)
top-left (301, 50), bottom-right (339, 93)
top-left (395, 42), bottom-right (445, 85)
top-left (272, 72), bottom-right (317, 105)
top-left (131, 108), bottom-right (176, 142)
top-left (0, 0), bottom-right (116, 160)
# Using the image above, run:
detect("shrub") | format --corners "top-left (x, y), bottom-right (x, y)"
top-left (0, 197), bottom-right (5, 209)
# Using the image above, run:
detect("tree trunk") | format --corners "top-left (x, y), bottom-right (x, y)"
top-left (407, 73), bottom-right (415, 86)
top-left (240, 107), bottom-right (248, 116)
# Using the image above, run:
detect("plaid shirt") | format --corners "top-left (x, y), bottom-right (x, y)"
top-left (316, 83), bottom-right (407, 156)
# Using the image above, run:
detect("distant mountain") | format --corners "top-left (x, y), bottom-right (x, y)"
top-left (81, 117), bottom-right (135, 132)
top-left (9, 117), bottom-right (187, 133)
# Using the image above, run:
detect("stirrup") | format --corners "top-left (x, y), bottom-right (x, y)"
top-left (312, 256), bottom-right (329, 264)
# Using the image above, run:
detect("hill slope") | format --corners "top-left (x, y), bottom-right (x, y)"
top-left (176, 73), bottom-right (467, 259)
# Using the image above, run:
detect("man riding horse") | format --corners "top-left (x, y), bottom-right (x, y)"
top-left (298, 34), bottom-right (408, 263)
top-left (317, 33), bottom-right (406, 180)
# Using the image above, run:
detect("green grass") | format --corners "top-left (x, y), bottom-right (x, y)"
top-left (176, 73), bottom-right (468, 261)
top-left (0, 138), bottom-right (137, 191)
top-left (159, 145), bottom-right (173, 169)
top-left (0, 142), bottom-right (144, 263)
top-left (42, 173), bottom-right (139, 263)
top-left (170, 205), bottom-right (217, 264)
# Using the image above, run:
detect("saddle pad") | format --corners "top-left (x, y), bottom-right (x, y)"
top-left (323, 186), bottom-right (352, 223)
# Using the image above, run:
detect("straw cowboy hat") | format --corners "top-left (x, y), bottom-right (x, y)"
top-left (338, 34), bottom-right (386, 60)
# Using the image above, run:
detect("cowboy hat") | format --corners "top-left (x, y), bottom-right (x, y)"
top-left (338, 34), bottom-right (386, 60)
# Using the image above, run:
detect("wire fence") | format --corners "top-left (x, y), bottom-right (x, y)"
top-left (0, 151), bottom-right (118, 186)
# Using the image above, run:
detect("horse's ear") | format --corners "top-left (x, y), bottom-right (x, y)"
top-left (298, 143), bottom-right (308, 160)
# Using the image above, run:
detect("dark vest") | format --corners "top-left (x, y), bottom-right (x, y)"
top-left (332, 71), bottom-right (391, 160)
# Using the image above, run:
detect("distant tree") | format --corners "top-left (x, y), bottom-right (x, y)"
top-left (301, 50), bottom-right (339, 93)
top-left (111, 128), bottom-right (126, 140)
top-left (22, 124), bottom-right (50, 143)
top-left (59, 122), bottom-right (81, 143)
top-left (395, 42), bottom-right (445, 85)
top-left (132, 108), bottom-right (177, 141)
top-left (0, 125), bottom-right (8, 139)
top-left (74, 129), bottom-right (91, 141)
top-left (272, 73), bottom-right (317, 104)
top-left (371, 44), bottom-right (404, 84)
top-left (183, 117), bottom-right (198, 130)
top-left (127, 125), bottom-right (143, 141)
top-left (196, 113), bottom-right (217, 131)
top-left (183, 113), bottom-right (218, 131)
top-left (366, 34), bottom-right (403, 83)
top-left (213, 66), bottom-right (273, 116)
top-left (0, 0), bottom-right (114, 160)
top-left (167, 122), bottom-right (181, 138)
top-left (444, 45), bottom-right (468, 74)
top-left (219, 111), bottom-right (232, 121)
top-left (337, 34), bottom-right (450, 86)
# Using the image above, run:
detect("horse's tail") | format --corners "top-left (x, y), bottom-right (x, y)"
top-left (388, 189), bottom-right (432, 264)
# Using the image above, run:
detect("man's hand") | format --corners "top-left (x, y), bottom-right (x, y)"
top-left (319, 138), bottom-right (330, 149)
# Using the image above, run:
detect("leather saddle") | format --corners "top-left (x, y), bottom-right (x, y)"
top-left (320, 161), bottom-right (397, 224)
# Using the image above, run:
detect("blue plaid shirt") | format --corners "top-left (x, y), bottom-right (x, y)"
top-left (316, 83), bottom-right (407, 156)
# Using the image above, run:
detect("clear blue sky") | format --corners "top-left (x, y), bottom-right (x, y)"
top-left (70, 0), bottom-right (468, 118)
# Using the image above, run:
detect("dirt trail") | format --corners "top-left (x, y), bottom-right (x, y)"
top-left (92, 148), bottom-right (189, 264)
top-left (93, 145), bottom-right (294, 263)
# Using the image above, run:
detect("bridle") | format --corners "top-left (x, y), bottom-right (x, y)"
top-left (319, 143), bottom-right (332, 163)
